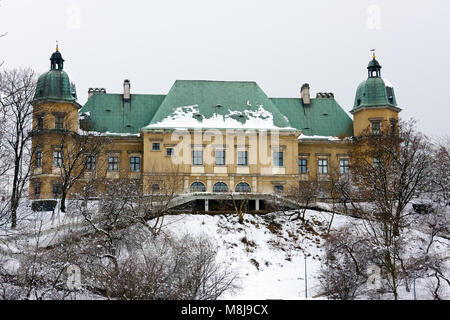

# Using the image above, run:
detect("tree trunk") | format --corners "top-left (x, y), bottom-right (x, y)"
top-left (60, 191), bottom-right (67, 213)
top-left (10, 161), bottom-right (20, 229)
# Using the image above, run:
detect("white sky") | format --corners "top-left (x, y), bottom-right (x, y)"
top-left (1, 0), bottom-right (449, 137)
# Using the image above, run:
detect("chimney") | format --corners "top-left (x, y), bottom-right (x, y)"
top-left (301, 83), bottom-right (310, 105)
top-left (88, 88), bottom-right (106, 99)
top-left (123, 79), bottom-right (131, 101)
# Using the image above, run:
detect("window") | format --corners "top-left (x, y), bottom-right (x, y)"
top-left (108, 156), bottom-right (119, 171)
top-left (55, 115), bottom-right (64, 130)
top-left (130, 157), bottom-right (140, 171)
top-left (37, 116), bottom-right (44, 130)
top-left (34, 183), bottom-right (41, 196)
top-left (193, 150), bottom-right (203, 166)
top-left (52, 184), bottom-right (62, 198)
top-left (152, 143), bottom-right (160, 151)
top-left (274, 185), bottom-right (284, 193)
top-left (273, 152), bottom-right (284, 167)
top-left (318, 159), bottom-right (328, 174)
top-left (390, 118), bottom-right (397, 135)
top-left (235, 182), bottom-right (251, 193)
top-left (215, 150), bottom-right (225, 166)
top-left (298, 159), bottom-right (308, 174)
top-left (213, 182), bottom-right (228, 193)
top-left (386, 87), bottom-right (394, 104)
top-left (190, 182), bottom-right (206, 193)
top-left (166, 148), bottom-right (174, 157)
top-left (152, 184), bottom-right (160, 192)
top-left (339, 159), bottom-right (349, 174)
top-left (36, 152), bottom-right (42, 168)
top-left (373, 157), bottom-right (381, 166)
top-left (86, 156), bottom-right (96, 170)
top-left (371, 121), bottom-right (381, 135)
top-left (238, 151), bottom-right (248, 166)
top-left (53, 151), bottom-right (63, 167)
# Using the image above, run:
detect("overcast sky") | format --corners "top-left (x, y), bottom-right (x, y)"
top-left (1, 0), bottom-right (449, 137)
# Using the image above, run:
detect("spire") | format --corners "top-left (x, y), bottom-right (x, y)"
top-left (50, 42), bottom-right (64, 70)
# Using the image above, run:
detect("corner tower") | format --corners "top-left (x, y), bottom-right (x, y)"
top-left (351, 53), bottom-right (402, 137)
top-left (30, 45), bottom-right (81, 203)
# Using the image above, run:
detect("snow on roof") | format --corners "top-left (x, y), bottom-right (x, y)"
top-left (77, 128), bottom-right (140, 137)
top-left (382, 78), bottom-right (394, 88)
top-left (298, 134), bottom-right (343, 141)
top-left (144, 104), bottom-right (296, 131)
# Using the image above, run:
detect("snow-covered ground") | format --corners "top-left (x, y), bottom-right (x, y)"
top-left (0, 202), bottom-right (448, 300)
top-left (161, 211), bottom-right (332, 300)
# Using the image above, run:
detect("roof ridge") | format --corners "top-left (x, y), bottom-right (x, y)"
top-left (174, 79), bottom-right (258, 84)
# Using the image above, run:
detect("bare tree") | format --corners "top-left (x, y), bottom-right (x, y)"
top-left (324, 163), bottom-right (352, 234)
top-left (285, 175), bottom-right (319, 224)
top-left (0, 68), bottom-right (37, 228)
top-left (229, 189), bottom-right (252, 224)
top-left (429, 137), bottom-right (450, 208)
top-left (319, 225), bottom-right (372, 299)
top-left (346, 119), bottom-right (435, 299)
top-left (49, 128), bottom-right (111, 213)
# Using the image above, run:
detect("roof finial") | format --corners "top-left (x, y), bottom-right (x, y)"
top-left (371, 48), bottom-right (376, 59)
top-left (56, 40), bottom-right (59, 52)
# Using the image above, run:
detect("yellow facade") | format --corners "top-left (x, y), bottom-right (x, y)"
top-left (29, 52), bottom-right (401, 205)
top-left (29, 105), bottom-right (380, 201)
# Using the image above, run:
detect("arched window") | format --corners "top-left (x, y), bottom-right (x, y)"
top-left (235, 182), bottom-right (251, 193)
top-left (213, 182), bottom-right (228, 193)
top-left (190, 182), bottom-right (206, 193)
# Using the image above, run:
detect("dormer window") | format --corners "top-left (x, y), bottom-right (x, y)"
top-left (386, 87), bottom-right (394, 104)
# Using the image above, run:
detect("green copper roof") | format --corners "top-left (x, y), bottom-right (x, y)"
top-left (79, 80), bottom-right (356, 137)
top-left (146, 80), bottom-right (294, 130)
top-left (368, 58), bottom-right (381, 69)
top-left (33, 70), bottom-right (77, 103)
top-left (271, 97), bottom-right (353, 137)
top-left (352, 77), bottom-right (398, 112)
top-left (79, 93), bottom-right (166, 134)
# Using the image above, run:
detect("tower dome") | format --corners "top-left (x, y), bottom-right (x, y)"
top-left (351, 55), bottom-right (398, 113)
top-left (32, 46), bottom-right (77, 104)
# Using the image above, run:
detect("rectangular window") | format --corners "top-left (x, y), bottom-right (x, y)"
top-left (36, 152), bottom-right (42, 168)
top-left (34, 183), bottom-right (41, 196)
top-left (298, 159), bottom-right (308, 174)
top-left (339, 159), bottom-right (349, 174)
top-left (274, 185), bottom-right (284, 193)
top-left (108, 156), bottom-right (119, 171)
top-left (55, 115), bottom-right (64, 130)
top-left (273, 152), bottom-right (284, 167)
top-left (238, 151), bottom-right (248, 166)
top-left (373, 157), bottom-right (381, 166)
top-left (318, 159), bottom-right (328, 174)
top-left (215, 150), bottom-right (225, 166)
top-left (166, 148), bottom-right (174, 157)
top-left (52, 184), bottom-right (62, 198)
top-left (37, 116), bottom-right (44, 130)
top-left (130, 157), bottom-right (140, 171)
top-left (53, 151), bottom-right (63, 167)
top-left (371, 121), bottom-right (381, 135)
top-left (192, 150), bottom-right (203, 166)
top-left (86, 156), bottom-right (96, 171)
top-left (152, 143), bottom-right (160, 151)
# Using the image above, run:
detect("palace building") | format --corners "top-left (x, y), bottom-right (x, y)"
top-left (29, 47), bottom-right (400, 210)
